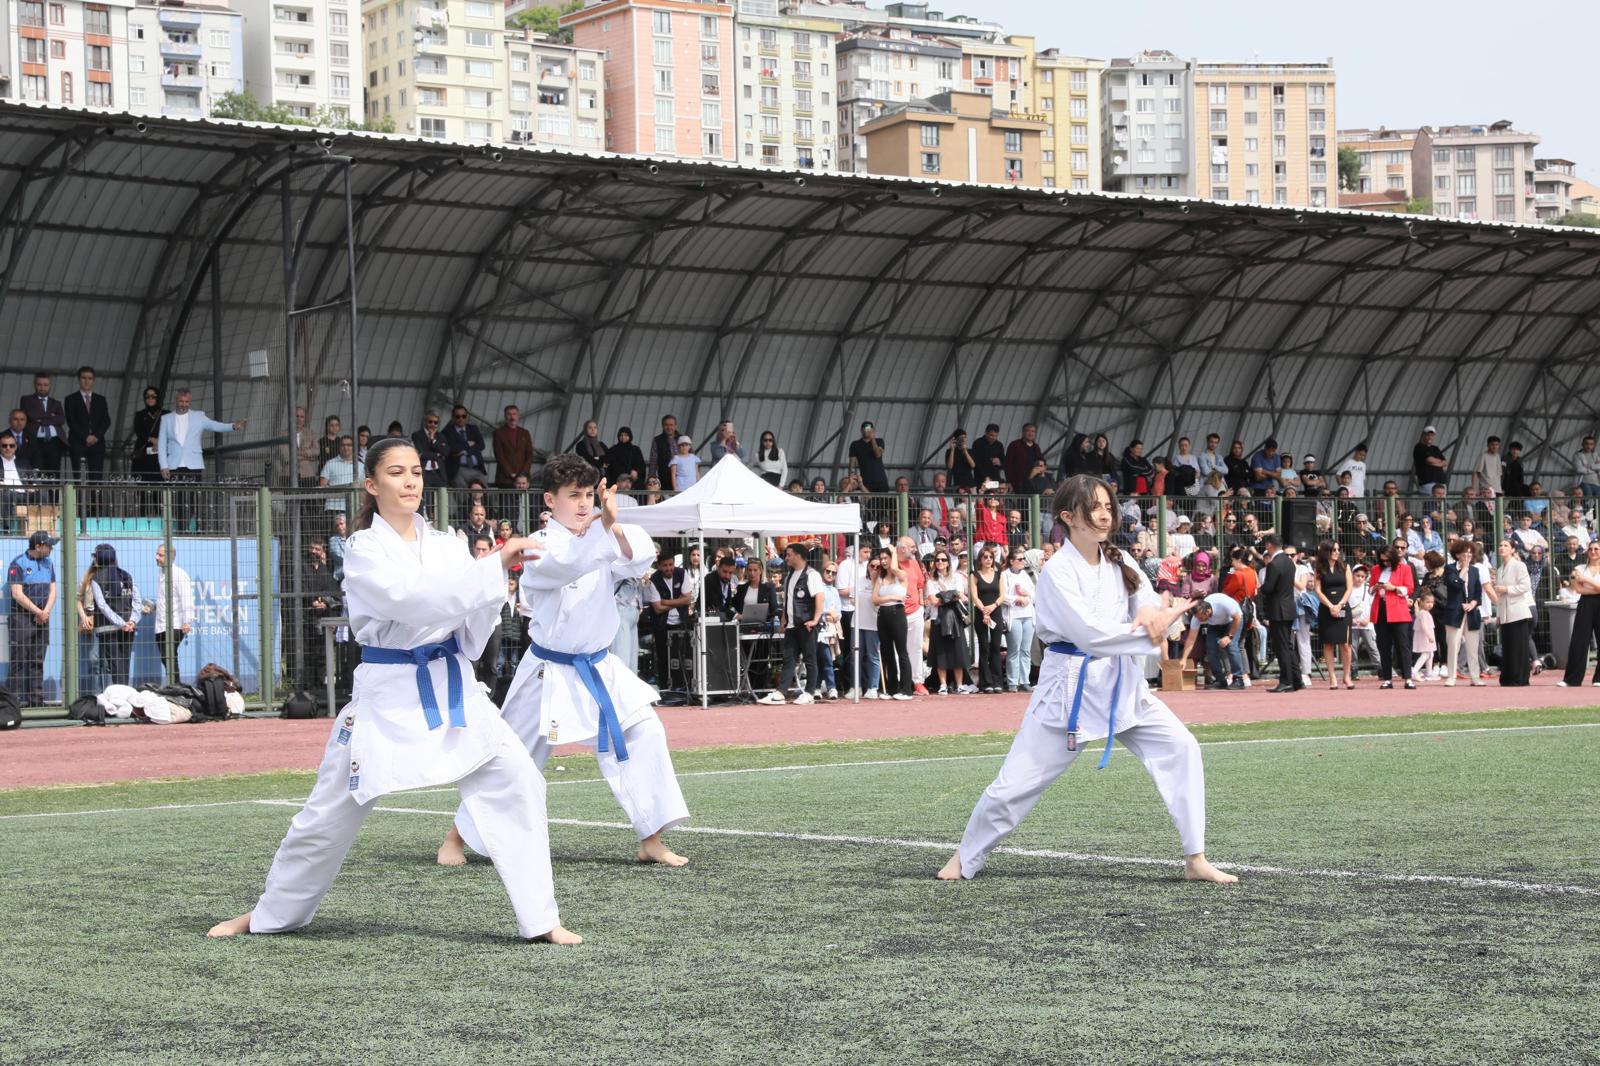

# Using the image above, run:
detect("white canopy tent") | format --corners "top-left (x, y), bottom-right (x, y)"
top-left (629, 456), bottom-right (864, 706)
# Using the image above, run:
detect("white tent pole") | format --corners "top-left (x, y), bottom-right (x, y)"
top-left (698, 529), bottom-right (708, 709)
top-left (852, 531), bottom-right (860, 704)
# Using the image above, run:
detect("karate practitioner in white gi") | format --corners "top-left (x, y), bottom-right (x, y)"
top-left (439, 454), bottom-right (691, 868)
top-left (209, 438), bottom-right (582, 945)
top-left (937, 475), bottom-right (1238, 885)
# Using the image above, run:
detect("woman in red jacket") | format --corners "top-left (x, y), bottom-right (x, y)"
top-left (975, 493), bottom-right (1008, 553)
top-left (1369, 542), bottom-right (1417, 690)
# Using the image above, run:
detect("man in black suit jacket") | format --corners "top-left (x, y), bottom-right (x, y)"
top-left (6, 408), bottom-right (38, 470)
top-left (411, 411), bottom-right (450, 489)
top-left (1256, 534), bottom-right (1304, 692)
top-left (441, 404), bottom-right (487, 486)
top-left (18, 372), bottom-right (65, 477)
top-left (64, 366), bottom-right (112, 481)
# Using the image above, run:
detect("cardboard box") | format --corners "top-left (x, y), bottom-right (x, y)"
top-left (1159, 659), bottom-right (1197, 692)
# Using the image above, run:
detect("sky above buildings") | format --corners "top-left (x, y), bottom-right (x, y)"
top-left (980, 1), bottom-right (1592, 173)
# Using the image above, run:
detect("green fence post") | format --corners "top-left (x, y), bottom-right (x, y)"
top-left (162, 487), bottom-right (175, 683)
top-left (1493, 493), bottom-right (1506, 546)
top-left (1384, 494), bottom-right (1398, 541)
top-left (896, 491), bottom-right (909, 536)
top-left (60, 483), bottom-right (78, 708)
top-left (1156, 496), bottom-right (1167, 557)
top-left (257, 485), bottom-right (275, 712)
top-left (434, 486), bottom-right (450, 532)
top-left (1028, 493), bottom-right (1041, 549)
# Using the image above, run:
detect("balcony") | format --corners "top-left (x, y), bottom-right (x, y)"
top-left (159, 38), bottom-right (203, 59)
top-left (793, 77), bottom-right (811, 89)
top-left (414, 8), bottom-right (447, 28)
top-left (157, 7), bottom-right (202, 29)
top-left (1535, 192), bottom-right (1561, 204)
top-left (161, 104), bottom-right (203, 117)
top-left (758, 41), bottom-right (779, 56)
top-left (537, 68), bottom-right (568, 86)
top-left (161, 71), bottom-right (204, 90)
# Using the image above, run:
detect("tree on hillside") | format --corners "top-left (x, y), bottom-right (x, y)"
top-left (1337, 146), bottom-right (1362, 192)
top-left (1405, 196), bottom-right (1433, 214)
top-left (511, 0), bottom-right (583, 42)
top-left (1556, 213), bottom-right (1600, 228)
top-left (208, 90), bottom-right (393, 133)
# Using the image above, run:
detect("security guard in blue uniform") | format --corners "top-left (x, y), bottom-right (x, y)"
top-left (7, 530), bottom-right (58, 705)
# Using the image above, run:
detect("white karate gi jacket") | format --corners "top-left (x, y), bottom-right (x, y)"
top-left (499, 519), bottom-right (659, 749)
top-left (1030, 541), bottom-right (1167, 743)
top-left (341, 514), bottom-right (511, 803)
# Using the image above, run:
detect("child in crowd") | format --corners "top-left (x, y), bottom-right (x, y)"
top-left (1412, 588), bottom-right (1438, 680)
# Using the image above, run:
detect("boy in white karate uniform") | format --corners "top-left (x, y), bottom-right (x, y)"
top-left (937, 475), bottom-right (1238, 885)
top-left (441, 454), bottom-right (691, 867)
top-left (209, 438), bottom-right (581, 945)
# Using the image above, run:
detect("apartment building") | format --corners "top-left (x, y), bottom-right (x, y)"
top-left (238, 0), bottom-right (355, 121)
top-left (732, 0), bottom-right (840, 170)
top-left (361, 0), bottom-right (505, 139)
top-left (1033, 48), bottom-right (1101, 191)
top-left (3, 0), bottom-right (134, 108)
top-left (859, 88), bottom-right (1044, 184)
top-left (1334, 126), bottom-right (1430, 213)
top-left (835, 30), bottom-right (957, 173)
top-left (1426, 121), bottom-right (1539, 223)
top-left (126, 0), bottom-right (241, 117)
top-left (1191, 59), bottom-right (1335, 208)
top-left (504, 27), bottom-right (604, 149)
top-left (1533, 158), bottom-right (1600, 223)
top-left (563, 0), bottom-right (735, 160)
top-left (1101, 49), bottom-right (1190, 197)
top-left (959, 31), bottom-right (1029, 114)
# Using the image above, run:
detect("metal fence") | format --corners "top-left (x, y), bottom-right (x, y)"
top-left (4, 477), bottom-right (1592, 711)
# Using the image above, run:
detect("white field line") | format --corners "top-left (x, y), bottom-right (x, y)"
top-left (5, 718), bottom-right (1598, 823)
top-left (291, 803), bottom-right (1600, 899)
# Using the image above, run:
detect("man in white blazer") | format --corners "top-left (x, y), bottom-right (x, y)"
top-left (159, 387), bottom-right (245, 527)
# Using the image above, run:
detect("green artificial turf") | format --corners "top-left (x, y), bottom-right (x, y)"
top-left (3, 708), bottom-right (1599, 1065)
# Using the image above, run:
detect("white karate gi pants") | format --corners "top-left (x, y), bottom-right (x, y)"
top-left (956, 702), bottom-right (1207, 877)
top-left (457, 714), bottom-right (689, 848)
top-left (250, 719), bottom-right (560, 940)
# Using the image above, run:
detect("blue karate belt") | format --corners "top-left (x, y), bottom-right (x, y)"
top-left (1046, 641), bottom-right (1125, 769)
top-left (361, 636), bottom-right (466, 730)
top-left (528, 640), bottom-right (629, 762)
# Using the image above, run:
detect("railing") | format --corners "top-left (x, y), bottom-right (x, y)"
top-left (5, 478), bottom-right (1587, 712)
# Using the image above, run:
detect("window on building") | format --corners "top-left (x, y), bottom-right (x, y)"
top-left (1456, 147), bottom-right (1475, 166)
top-left (330, 41), bottom-right (348, 65)
top-left (656, 68), bottom-right (673, 92)
top-left (465, 59), bottom-right (492, 78)
top-left (1207, 84), bottom-right (1226, 104)
top-left (84, 4), bottom-right (109, 33)
top-left (1244, 137), bottom-right (1258, 152)
top-left (700, 14), bottom-right (717, 39)
top-left (579, 89), bottom-right (596, 109)
top-left (653, 38), bottom-right (671, 65)
top-left (652, 10), bottom-right (670, 33)
top-left (1386, 151), bottom-right (1404, 165)
top-left (1310, 162), bottom-right (1326, 182)
top-left (1004, 130), bottom-right (1022, 153)
top-left (1072, 124), bottom-right (1089, 144)
top-left (465, 88), bottom-right (491, 108)
top-left (655, 124), bottom-right (675, 153)
top-left (1135, 98), bottom-right (1152, 113)
top-left (23, 37), bottom-right (47, 62)
top-left (794, 60), bottom-right (811, 79)
top-left (920, 123), bottom-right (939, 147)
top-left (579, 120), bottom-right (597, 140)
top-left (1457, 173), bottom-right (1476, 195)
top-left (59, 71), bottom-right (73, 104)
top-left (1243, 111), bottom-right (1257, 127)
top-left (86, 44), bottom-right (111, 70)
top-left (1434, 147), bottom-right (1449, 164)
top-left (921, 152), bottom-right (939, 174)
top-left (329, 10), bottom-right (348, 33)
top-left (1164, 98), bottom-right (1181, 113)
top-left (537, 112), bottom-right (571, 136)
top-left (1070, 70), bottom-right (1086, 91)
top-left (938, 59), bottom-right (954, 80)
top-left (1494, 196), bottom-right (1515, 220)
top-left (464, 0), bottom-right (492, 15)
top-left (1136, 148), bottom-right (1154, 162)
top-left (703, 101), bottom-right (720, 128)
top-left (1387, 175), bottom-right (1405, 190)
top-left (1273, 136), bottom-right (1285, 157)
top-left (22, 74), bottom-right (48, 101)
top-left (86, 80), bottom-right (112, 107)
top-left (1073, 150), bottom-right (1089, 170)
top-left (1458, 198), bottom-right (1477, 219)
top-left (702, 73), bottom-right (719, 96)
top-left (1135, 123), bottom-right (1154, 140)
top-left (1494, 145), bottom-right (1514, 166)
top-left (1245, 163), bottom-right (1258, 177)
top-left (465, 29), bottom-right (492, 46)
top-left (1494, 171), bottom-right (1514, 194)
top-left (579, 59), bottom-right (596, 80)
top-left (1068, 97), bottom-right (1087, 119)
top-left (1004, 158), bottom-right (1022, 181)
top-left (1209, 109), bottom-right (1227, 132)
top-left (655, 97), bottom-right (673, 124)
top-left (760, 85), bottom-right (778, 107)
top-left (1042, 149), bottom-right (1054, 163)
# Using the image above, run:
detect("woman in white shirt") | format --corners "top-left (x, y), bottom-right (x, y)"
top-left (1000, 548), bottom-right (1036, 692)
top-left (872, 548), bottom-right (914, 700)
top-left (1493, 538), bottom-right (1533, 686)
top-left (750, 430), bottom-right (787, 487)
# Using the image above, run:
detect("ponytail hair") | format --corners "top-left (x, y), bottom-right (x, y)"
top-left (355, 436), bottom-right (420, 531)
top-left (1049, 474), bottom-right (1142, 594)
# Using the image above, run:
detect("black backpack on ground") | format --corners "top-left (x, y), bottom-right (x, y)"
top-left (0, 687), bottom-right (21, 731)
top-left (198, 676), bottom-right (230, 719)
top-left (280, 689), bottom-right (319, 719)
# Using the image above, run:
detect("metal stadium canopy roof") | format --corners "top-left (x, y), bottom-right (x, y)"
top-left (3, 101), bottom-right (1599, 484)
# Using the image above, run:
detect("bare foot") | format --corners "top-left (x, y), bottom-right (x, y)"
top-left (637, 832), bottom-right (689, 866)
top-left (436, 824), bottom-right (468, 867)
top-left (532, 925), bottom-right (584, 946)
top-left (207, 912), bottom-right (252, 938)
top-left (935, 852), bottom-right (964, 880)
top-left (1184, 853), bottom-right (1240, 884)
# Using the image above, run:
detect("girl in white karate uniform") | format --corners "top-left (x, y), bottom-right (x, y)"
top-left (937, 475), bottom-right (1238, 885)
top-left (209, 438), bottom-right (581, 945)
top-left (441, 454), bottom-right (691, 868)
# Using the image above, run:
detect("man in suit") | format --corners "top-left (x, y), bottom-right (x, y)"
top-left (18, 372), bottom-right (65, 477)
top-left (492, 404), bottom-right (536, 487)
top-left (0, 431), bottom-right (34, 533)
top-left (6, 409), bottom-right (37, 470)
top-left (441, 404), bottom-right (487, 486)
top-left (1257, 534), bottom-right (1304, 692)
top-left (64, 365), bottom-right (112, 481)
top-left (411, 410), bottom-right (450, 489)
top-left (159, 388), bottom-right (246, 528)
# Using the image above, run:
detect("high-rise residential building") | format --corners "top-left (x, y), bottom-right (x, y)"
top-left (835, 30), bottom-right (957, 173)
top-left (1533, 158), bottom-right (1600, 223)
top-left (504, 27), bottom-right (604, 149)
top-left (1033, 49), bottom-right (1101, 191)
top-left (563, 0), bottom-right (735, 160)
top-left (1191, 59), bottom-right (1335, 208)
top-left (361, 0), bottom-right (504, 139)
top-left (3, 0), bottom-right (134, 109)
top-left (1101, 49), bottom-right (1190, 197)
top-left (859, 89), bottom-right (1045, 184)
top-left (1426, 121), bottom-right (1540, 223)
top-left (1336, 126), bottom-right (1431, 213)
top-left (239, 0), bottom-right (356, 121)
top-left (732, 0), bottom-right (840, 170)
top-left (959, 31), bottom-right (1030, 115)
top-left (126, 0), bottom-right (242, 118)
